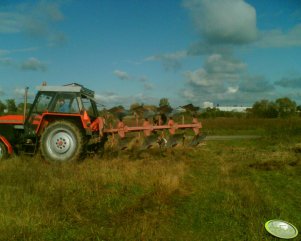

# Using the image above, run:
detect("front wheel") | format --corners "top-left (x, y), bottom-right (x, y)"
top-left (0, 142), bottom-right (8, 161)
top-left (40, 120), bottom-right (84, 162)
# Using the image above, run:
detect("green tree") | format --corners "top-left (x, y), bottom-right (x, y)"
top-left (159, 98), bottom-right (170, 108)
top-left (6, 99), bottom-right (17, 114)
top-left (202, 107), bottom-right (220, 118)
top-left (17, 102), bottom-right (32, 115)
top-left (158, 98), bottom-right (172, 114)
top-left (130, 102), bottom-right (141, 113)
top-left (0, 100), bottom-right (6, 115)
top-left (17, 103), bottom-right (24, 114)
top-left (251, 99), bottom-right (278, 118)
top-left (129, 103), bottom-right (145, 117)
top-left (252, 99), bottom-right (270, 117)
top-left (297, 105), bottom-right (301, 116)
top-left (266, 101), bottom-right (278, 118)
top-left (275, 97), bottom-right (296, 118)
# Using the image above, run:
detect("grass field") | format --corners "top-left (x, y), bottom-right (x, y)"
top-left (0, 118), bottom-right (300, 240)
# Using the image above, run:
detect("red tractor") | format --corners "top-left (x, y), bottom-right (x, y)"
top-left (0, 83), bottom-right (203, 162)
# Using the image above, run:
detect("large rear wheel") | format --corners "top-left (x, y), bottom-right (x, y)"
top-left (0, 142), bottom-right (8, 161)
top-left (40, 120), bottom-right (84, 162)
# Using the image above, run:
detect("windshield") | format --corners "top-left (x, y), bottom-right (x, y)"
top-left (32, 92), bottom-right (55, 114)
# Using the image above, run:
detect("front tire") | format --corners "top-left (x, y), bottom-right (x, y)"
top-left (40, 120), bottom-right (84, 162)
top-left (0, 142), bottom-right (8, 161)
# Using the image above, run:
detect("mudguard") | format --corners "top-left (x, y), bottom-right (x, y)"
top-left (0, 135), bottom-right (13, 155)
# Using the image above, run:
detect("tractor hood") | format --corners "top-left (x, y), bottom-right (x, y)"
top-left (0, 115), bottom-right (24, 124)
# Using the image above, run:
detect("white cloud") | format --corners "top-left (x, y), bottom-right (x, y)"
top-left (185, 53), bottom-right (246, 95)
top-left (185, 69), bottom-right (210, 87)
top-left (205, 53), bottom-right (246, 76)
top-left (21, 57), bottom-right (47, 71)
top-left (227, 86), bottom-right (239, 94)
top-left (95, 91), bottom-right (159, 108)
top-left (202, 101), bottom-right (214, 108)
top-left (180, 0), bottom-right (299, 106)
top-left (38, 1), bottom-right (64, 22)
top-left (182, 53), bottom-right (274, 105)
top-left (275, 76), bottom-right (301, 88)
top-left (14, 88), bottom-right (35, 98)
top-left (183, 0), bottom-right (258, 44)
top-left (239, 75), bottom-right (274, 93)
top-left (183, 89), bottom-right (197, 100)
top-left (0, 47), bottom-right (39, 56)
top-left (0, 12), bottom-right (24, 33)
top-left (145, 51), bottom-right (187, 71)
top-left (0, 1), bottom-right (67, 44)
top-left (0, 57), bottom-right (13, 66)
top-left (143, 82), bottom-right (154, 91)
top-left (258, 24), bottom-right (301, 48)
top-left (138, 76), bottom-right (148, 83)
top-left (0, 47), bottom-right (42, 69)
top-left (95, 92), bottom-right (122, 104)
top-left (113, 70), bottom-right (130, 80)
top-left (184, 1), bottom-right (301, 49)
top-left (113, 70), bottom-right (155, 92)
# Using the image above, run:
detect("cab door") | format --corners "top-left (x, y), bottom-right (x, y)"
top-left (25, 92), bottom-right (55, 136)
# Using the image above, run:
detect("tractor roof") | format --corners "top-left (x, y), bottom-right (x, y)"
top-left (36, 83), bottom-right (94, 97)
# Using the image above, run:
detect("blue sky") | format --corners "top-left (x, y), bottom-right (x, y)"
top-left (0, 0), bottom-right (301, 108)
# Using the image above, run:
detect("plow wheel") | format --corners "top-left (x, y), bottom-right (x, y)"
top-left (40, 120), bottom-right (84, 162)
top-left (0, 142), bottom-right (8, 161)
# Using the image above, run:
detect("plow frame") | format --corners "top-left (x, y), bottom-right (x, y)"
top-left (93, 115), bottom-right (204, 149)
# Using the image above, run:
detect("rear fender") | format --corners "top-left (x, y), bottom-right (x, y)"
top-left (0, 135), bottom-right (13, 155)
top-left (36, 113), bottom-right (88, 136)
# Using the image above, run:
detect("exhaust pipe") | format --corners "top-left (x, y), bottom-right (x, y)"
top-left (23, 87), bottom-right (29, 124)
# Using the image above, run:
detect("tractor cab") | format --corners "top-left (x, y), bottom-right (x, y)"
top-left (24, 83), bottom-right (98, 137)
top-left (28, 83), bottom-right (97, 115)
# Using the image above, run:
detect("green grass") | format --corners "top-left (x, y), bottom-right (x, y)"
top-left (0, 118), bottom-right (300, 240)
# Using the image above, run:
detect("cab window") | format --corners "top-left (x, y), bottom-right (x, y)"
top-left (54, 93), bottom-right (80, 113)
top-left (81, 96), bottom-right (96, 117)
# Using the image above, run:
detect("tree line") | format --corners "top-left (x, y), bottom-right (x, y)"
top-left (250, 97), bottom-right (298, 118)
top-left (201, 97), bottom-right (299, 118)
top-left (0, 96), bottom-right (300, 119)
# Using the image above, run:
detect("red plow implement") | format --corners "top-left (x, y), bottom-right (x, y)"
top-left (98, 115), bottom-right (205, 150)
